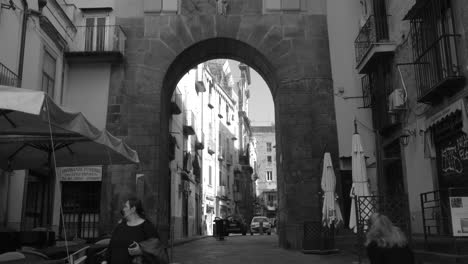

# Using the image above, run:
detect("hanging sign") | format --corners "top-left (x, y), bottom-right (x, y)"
top-left (449, 196), bottom-right (468, 236)
top-left (57, 166), bottom-right (102, 181)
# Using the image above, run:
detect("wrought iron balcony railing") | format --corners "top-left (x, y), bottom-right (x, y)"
top-left (414, 34), bottom-right (465, 103)
top-left (0, 62), bottom-right (20, 87)
top-left (68, 25), bottom-right (126, 55)
top-left (354, 15), bottom-right (390, 65)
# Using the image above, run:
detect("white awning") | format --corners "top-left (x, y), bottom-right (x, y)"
top-left (425, 98), bottom-right (468, 134)
top-left (0, 85), bottom-right (139, 170)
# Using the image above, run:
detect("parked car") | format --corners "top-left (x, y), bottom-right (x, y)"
top-left (224, 215), bottom-right (247, 236)
top-left (250, 216), bottom-right (272, 235)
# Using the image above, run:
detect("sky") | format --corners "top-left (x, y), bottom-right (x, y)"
top-left (228, 60), bottom-right (275, 126)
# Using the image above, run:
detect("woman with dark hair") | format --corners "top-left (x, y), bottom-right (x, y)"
top-left (365, 213), bottom-right (414, 264)
top-left (103, 197), bottom-right (164, 264)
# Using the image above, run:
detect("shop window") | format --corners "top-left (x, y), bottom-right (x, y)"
top-left (60, 182), bottom-right (101, 240)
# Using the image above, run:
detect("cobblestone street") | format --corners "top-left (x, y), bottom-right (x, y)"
top-left (171, 234), bottom-right (359, 264)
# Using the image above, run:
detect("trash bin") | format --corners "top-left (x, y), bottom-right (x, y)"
top-left (214, 218), bottom-right (225, 240)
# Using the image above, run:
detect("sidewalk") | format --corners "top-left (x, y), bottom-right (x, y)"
top-left (170, 235), bottom-right (210, 247)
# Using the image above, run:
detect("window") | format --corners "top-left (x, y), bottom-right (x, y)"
top-left (268, 194), bottom-right (275, 202)
top-left (266, 142), bottom-right (272, 152)
top-left (219, 171), bottom-right (222, 186)
top-left (219, 96), bottom-right (222, 114)
top-left (267, 156), bottom-right (272, 163)
top-left (408, 0), bottom-right (463, 102)
top-left (266, 171), bottom-right (273, 181)
top-left (265, 0), bottom-right (301, 11)
top-left (84, 17), bottom-right (107, 52)
top-left (226, 105), bottom-right (229, 120)
top-left (42, 50), bottom-right (56, 97)
top-left (209, 166), bottom-right (212, 186)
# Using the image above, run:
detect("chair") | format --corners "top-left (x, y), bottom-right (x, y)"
top-left (67, 246), bottom-right (89, 264)
top-left (0, 252), bottom-right (25, 262)
top-left (94, 239), bottom-right (110, 246)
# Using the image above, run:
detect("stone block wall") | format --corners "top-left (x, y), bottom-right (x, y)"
top-left (105, 0), bottom-right (338, 249)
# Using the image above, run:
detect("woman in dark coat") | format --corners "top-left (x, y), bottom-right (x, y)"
top-left (102, 197), bottom-right (163, 264)
top-left (365, 213), bottom-right (414, 264)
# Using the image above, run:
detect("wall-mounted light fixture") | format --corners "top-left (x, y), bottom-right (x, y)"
top-left (400, 129), bottom-right (416, 146)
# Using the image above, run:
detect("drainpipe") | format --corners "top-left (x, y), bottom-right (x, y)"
top-left (17, 0), bottom-right (28, 87)
top-left (17, 0), bottom-right (47, 87)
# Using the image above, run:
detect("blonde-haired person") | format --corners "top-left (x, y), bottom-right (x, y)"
top-left (365, 213), bottom-right (414, 264)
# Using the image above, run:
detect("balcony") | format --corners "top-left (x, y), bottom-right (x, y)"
top-left (65, 25), bottom-right (126, 63)
top-left (195, 81), bottom-right (206, 93)
top-left (0, 62), bottom-right (20, 87)
top-left (208, 94), bottom-right (214, 109)
top-left (171, 90), bottom-right (182, 115)
top-left (355, 15), bottom-right (395, 74)
top-left (217, 186), bottom-right (227, 198)
top-left (183, 110), bottom-right (197, 135)
top-left (414, 34), bottom-right (465, 104)
top-left (195, 132), bottom-right (205, 150)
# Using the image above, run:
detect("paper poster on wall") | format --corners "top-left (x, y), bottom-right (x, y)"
top-left (449, 196), bottom-right (468, 236)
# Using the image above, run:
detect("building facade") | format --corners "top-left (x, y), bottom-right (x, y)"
top-left (332, 0), bottom-right (468, 257)
top-left (251, 126), bottom-right (277, 221)
top-left (169, 59), bottom-right (256, 239)
top-left (0, 0), bottom-right (132, 244)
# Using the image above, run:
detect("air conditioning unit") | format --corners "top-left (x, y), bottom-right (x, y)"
top-left (388, 88), bottom-right (406, 113)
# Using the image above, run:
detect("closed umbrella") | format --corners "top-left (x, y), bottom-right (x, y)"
top-left (321, 152), bottom-right (343, 228)
top-left (349, 121), bottom-right (372, 233)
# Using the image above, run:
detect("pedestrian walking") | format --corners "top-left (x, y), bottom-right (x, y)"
top-left (365, 213), bottom-right (414, 264)
top-left (102, 197), bottom-right (168, 264)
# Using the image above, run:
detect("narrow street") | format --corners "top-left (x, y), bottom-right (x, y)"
top-left (171, 234), bottom-right (358, 264)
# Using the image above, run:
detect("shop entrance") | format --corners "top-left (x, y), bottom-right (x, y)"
top-left (60, 181), bottom-right (101, 241)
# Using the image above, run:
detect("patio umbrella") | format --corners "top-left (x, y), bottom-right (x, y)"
top-left (0, 85), bottom-right (139, 170)
top-left (321, 152), bottom-right (343, 228)
top-left (349, 120), bottom-right (372, 233)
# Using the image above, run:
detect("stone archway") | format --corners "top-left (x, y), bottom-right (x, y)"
top-left (106, 8), bottom-right (339, 250)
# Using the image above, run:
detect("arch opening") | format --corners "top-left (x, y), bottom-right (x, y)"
top-left (163, 38), bottom-right (280, 243)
